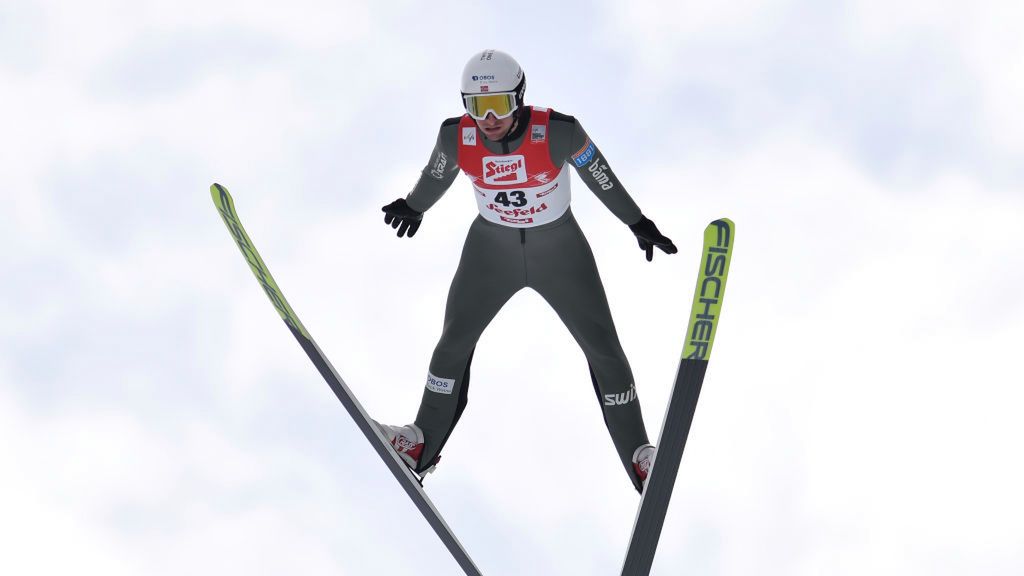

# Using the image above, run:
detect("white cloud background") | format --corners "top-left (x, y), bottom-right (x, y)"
top-left (2, 1), bottom-right (1022, 575)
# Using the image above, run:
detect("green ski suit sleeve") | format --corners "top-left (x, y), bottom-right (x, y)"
top-left (547, 113), bottom-right (644, 226)
top-left (405, 118), bottom-right (462, 213)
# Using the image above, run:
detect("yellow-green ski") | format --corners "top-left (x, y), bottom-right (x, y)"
top-left (622, 218), bottom-right (735, 576)
top-left (209, 183), bottom-right (482, 576)
top-left (682, 218), bottom-right (734, 360)
top-left (210, 183), bottom-right (310, 340)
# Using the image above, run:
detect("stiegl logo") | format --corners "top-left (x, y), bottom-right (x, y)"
top-left (483, 157), bottom-right (524, 180)
top-left (687, 221), bottom-right (732, 360)
top-left (483, 156), bottom-right (526, 184)
top-left (604, 384), bottom-right (637, 406)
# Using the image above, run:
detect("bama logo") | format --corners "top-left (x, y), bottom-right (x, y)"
top-left (482, 155), bottom-right (527, 184)
top-left (604, 384), bottom-right (637, 406)
top-left (425, 373), bottom-right (455, 395)
top-left (587, 159), bottom-right (615, 191)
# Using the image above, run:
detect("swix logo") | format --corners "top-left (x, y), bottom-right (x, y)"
top-left (604, 384), bottom-right (637, 406)
top-left (482, 155), bottom-right (526, 184)
top-left (425, 372), bottom-right (455, 395)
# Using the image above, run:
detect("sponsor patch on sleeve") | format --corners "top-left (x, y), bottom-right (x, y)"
top-left (429, 151), bottom-right (448, 179)
top-left (571, 138), bottom-right (596, 167)
top-left (425, 372), bottom-right (455, 395)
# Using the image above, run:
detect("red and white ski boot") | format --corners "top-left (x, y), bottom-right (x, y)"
top-left (632, 443), bottom-right (656, 487)
top-left (374, 422), bottom-right (428, 471)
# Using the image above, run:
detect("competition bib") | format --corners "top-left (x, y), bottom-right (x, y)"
top-left (457, 107), bottom-right (572, 228)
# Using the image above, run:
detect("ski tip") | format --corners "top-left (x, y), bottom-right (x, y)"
top-left (704, 218), bottom-right (736, 247)
top-left (210, 183), bottom-right (234, 210)
top-left (685, 217), bottom-right (734, 362)
top-left (210, 182), bottom-right (228, 196)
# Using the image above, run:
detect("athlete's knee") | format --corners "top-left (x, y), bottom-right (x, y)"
top-left (590, 357), bottom-right (633, 388)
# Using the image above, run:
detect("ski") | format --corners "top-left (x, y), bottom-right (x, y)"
top-left (620, 218), bottom-right (735, 576)
top-left (210, 183), bottom-right (484, 576)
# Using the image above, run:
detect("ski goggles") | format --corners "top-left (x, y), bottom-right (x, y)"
top-left (463, 92), bottom-right (518, 120)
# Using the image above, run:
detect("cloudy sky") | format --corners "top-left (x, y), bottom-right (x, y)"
top-left (2, 1), bottom-right (1022, 574)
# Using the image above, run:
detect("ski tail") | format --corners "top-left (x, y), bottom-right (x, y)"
top-left (209, 183), bottom-right (483, 576)
top-left (621, 218), bottom-right (735, 576)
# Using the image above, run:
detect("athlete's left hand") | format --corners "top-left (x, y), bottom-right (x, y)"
top-left (629, 216), bottom-right (678, 262)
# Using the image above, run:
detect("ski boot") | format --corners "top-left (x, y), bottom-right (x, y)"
top-left (373, 421), bottom-right (439, 475)
top-left (632, 443), bottom-right (656, 487)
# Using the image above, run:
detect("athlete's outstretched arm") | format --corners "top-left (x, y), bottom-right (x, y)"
top-left (550, 114), bottom-right (677, 261)
top-left (381, 118), bottom-right (463, 238)
top-left (549, 112), bottom-right (642, 224)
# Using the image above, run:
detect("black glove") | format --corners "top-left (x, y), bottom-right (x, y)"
top-left (382, 198), bottom-right (423, 238)
top-left (629, 216), bottom-right (678, 262)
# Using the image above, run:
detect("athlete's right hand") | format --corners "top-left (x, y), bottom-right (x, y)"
top-left (382, 198), bottom-right (423, 238)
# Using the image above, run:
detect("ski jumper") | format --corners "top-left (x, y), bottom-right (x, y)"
top-left (405, 106), bottom-right (650, 490)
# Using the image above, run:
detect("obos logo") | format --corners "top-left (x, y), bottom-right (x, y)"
top-left (425, 373), bottom-right (455, 395)
top-left (472, 75), bottom-right (496, 81)
top-left (482, 155), bottom-right (527, 184)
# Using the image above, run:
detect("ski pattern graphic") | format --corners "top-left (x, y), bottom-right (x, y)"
top-left (621, 218), bottom-right (735, 576)
top-left (210, 183), bottom-right (483, 576)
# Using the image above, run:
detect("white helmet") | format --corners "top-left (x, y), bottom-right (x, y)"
top-left (460, 49), bottom-right (526, 120)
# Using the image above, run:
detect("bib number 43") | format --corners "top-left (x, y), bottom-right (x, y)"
top-left (493, 191), bottom-right (527, 208)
